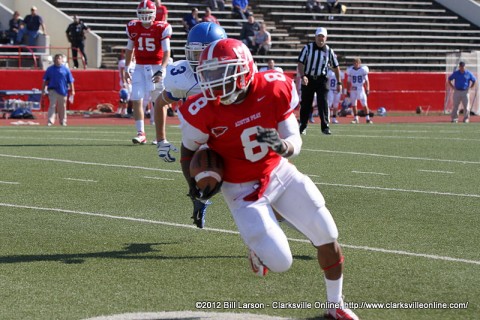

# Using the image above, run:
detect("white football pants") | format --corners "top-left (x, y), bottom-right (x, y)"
top-left (349, 89), bottom-right (368, 107)
top-left (221, 158), bottom-right (339, 273)
top-left (130, 64), bottom-right (165, 101)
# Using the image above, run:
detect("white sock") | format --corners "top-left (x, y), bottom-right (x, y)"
top-left (325, 275), bottom-right (343, 305)
top-left (135, 120), bottom-right (145, 133)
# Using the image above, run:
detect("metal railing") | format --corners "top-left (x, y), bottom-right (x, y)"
top-left (0, 45), bottom-right (87, 69)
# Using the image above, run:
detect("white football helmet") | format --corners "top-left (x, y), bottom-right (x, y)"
top-left (137, 0), bottom-right (156, 23)
top-left (196, 38), bottom-right (256, 105)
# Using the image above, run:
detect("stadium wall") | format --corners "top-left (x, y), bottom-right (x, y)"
top-left (0, 70), bottom-right (119, 112)
top-left (0, 70), bottom-right (446, 112)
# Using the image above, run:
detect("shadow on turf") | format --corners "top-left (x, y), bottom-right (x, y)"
top-left (0, 242), bottom-right (315, 265)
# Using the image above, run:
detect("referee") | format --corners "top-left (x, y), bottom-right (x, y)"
top-left (297, 27), bottom-right (342, 135)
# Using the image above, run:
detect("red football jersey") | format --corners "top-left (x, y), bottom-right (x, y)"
top-left (155, 5), bottom-right (168, 21)
top-left (179, 71), bottom-right (297, 184)
top-left (126, 20), bottom-right (172, 65)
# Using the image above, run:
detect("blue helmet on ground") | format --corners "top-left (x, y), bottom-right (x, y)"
top-left (119, 88), bottom-right (129, 102)
top-left (185, 22), bottom-right (227, 68)
top-left (377, 107), bottom-right (387, 116)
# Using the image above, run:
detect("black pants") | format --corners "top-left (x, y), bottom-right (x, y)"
top-left (299, 76), bottom-right (330, 132)
top-left (327, 2), bottom-right (342, 13)
top-left (72, 41), bottom-right (87, 68)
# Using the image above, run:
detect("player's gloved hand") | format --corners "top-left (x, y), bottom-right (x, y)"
top-left (366, 90), bottom-right (370, 96)
top-left (151, 70), bottom-right (163, 83)
top-left (190, 196), bottom-right (212, 229)
top-left (188, 177), bottom-right (222, 201)
top-left (157, 140), bottom-right (178, 162)
top-left (188, 178), bottom-right (201, 200)
top-left (256, 126), bottom-right (285, 154)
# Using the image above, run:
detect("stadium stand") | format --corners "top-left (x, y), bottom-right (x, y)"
top-left (7, 0), bottom-right (480, 71)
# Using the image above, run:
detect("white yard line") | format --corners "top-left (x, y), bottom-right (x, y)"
top-left (0, 202), bottom-right (478, 266)
top-left (418, 169), bottom-right (455, 174)
top-left (304, 149), bottom-right (480, 165)
top-left (0, 153), bottom-right (477, 198)
top-left (351, 170), bottom-right (390, 176)
top-left (0, 153), bottom-right (182, 173)
top-left (314, 182), bottom-right (480, 198)
top-left (0, 181), bottom-right (20, 185)
top-left (325, 133), bottom-right (480, 142)
top-left (143, 176), bottom-right (174, 181)
top-left (64, 178), bottom-right (98, 183)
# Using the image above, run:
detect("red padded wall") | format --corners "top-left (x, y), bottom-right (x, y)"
top-left (0, 70), bottom-right (119, 111)
top-left (1, 70), bottom-right (446, 112)
top-left (285, 71), bottom-right (446, 112)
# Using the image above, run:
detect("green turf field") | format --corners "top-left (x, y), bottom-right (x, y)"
top-left (0, 122), bottom-right (478, 320)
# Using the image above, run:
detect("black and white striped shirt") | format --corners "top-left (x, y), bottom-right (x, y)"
top-left (297, 43), bottom-right (339, 77)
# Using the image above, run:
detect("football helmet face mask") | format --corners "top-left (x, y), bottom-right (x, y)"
top-left (185, 22), bottom-right (227, 70)
top-left (197, 38), bottom-right (256, 105)
top-left (137, 0), bottom-right (156, 23)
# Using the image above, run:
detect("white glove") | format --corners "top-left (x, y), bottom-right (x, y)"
top-left (157, 140), bottom-right (178, 162)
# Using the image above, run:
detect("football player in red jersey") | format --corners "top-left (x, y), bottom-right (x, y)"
top-left (178, 39), bottom-right (359, 320)
top-left (154, 0), bottom-right (168, 22)
top-left (124, 0), bottom-right (172, 144)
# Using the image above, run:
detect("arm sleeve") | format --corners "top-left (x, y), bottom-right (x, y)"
top-left (161, 37), bottom-right (170, 52)
top-left (126, 39), bottom-right (134, 50)
top-left (278, 113), bottom-right (302, 157)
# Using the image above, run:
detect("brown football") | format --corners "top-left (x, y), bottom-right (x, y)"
top-left (189, 148), bottom-right (224, 197)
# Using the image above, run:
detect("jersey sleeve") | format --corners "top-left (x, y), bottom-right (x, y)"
top-left (162, 23), bottom-right (172, 39)
top-left (126, 22), bottom-right (134, 41)
top-left (266, 72), bottom-right (298, 122)
top-left (297, 44), bottom-right (309, 64)
top-left (164, 61), bottom-right (198, 100)
top-left (329, 47), bottom-right (339, 68)
top-left (178, 95), bottom-right (210, 151)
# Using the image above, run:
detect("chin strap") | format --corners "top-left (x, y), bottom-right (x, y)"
top-left (221, 89), bottom-right (242, 105)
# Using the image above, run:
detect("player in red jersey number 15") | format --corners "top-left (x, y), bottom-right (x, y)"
top-left (125, 0), bottom-right (172, 144)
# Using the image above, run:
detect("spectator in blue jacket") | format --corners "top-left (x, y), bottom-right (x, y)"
top-left (232, 0), bottom-right (250, 20)
top-left (42, 54), bottom-right (75, 126)
top-left (182, 7), bottom-right (200, 34)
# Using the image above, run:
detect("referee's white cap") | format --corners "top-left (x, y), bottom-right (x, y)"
top-left (315, 27), bottom-right (328, 37)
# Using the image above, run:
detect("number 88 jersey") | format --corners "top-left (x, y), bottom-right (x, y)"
top-left (126, 20), bottom-right (172, 65)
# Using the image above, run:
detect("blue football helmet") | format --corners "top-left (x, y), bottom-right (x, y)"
top-left (185, 22), bottom-right (227, 68)
top-left (119, 88), bottom-right (129, 102)
top-left (377, 107), bottom-right (387, 116)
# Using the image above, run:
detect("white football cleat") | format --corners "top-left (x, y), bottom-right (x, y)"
top-left (249, 250), bottom-right (268, 277)
top-left (132, 131), bottom-right (147, 144)
top-left (351, 119), bottom-right (359, 124)
top-left (331, 118), bottom-right (339, 124)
